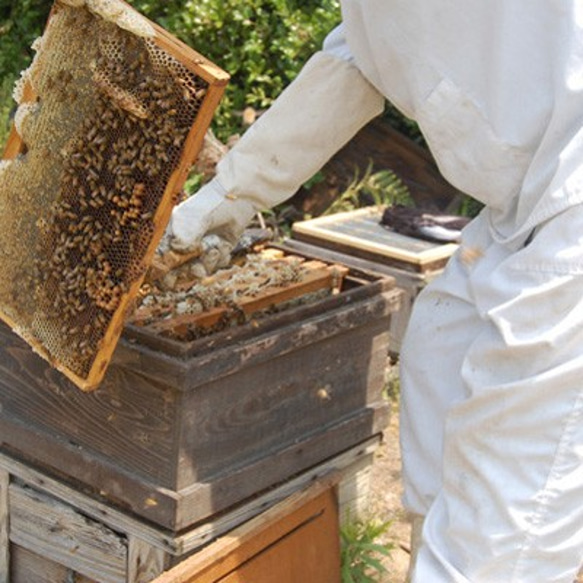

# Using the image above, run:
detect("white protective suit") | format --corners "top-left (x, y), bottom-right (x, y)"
top-left (170, 2), bottom-right (583, 581)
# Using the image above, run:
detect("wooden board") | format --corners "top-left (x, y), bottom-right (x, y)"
top-left (292, 206), bottom-right (458, 273)
top-left (0, 0), bottom-right (229, 391)
top-left (10, 546), bottom-right (97, 583)
top-left (282, 237), bottom-right (441, 354)
top-left (151, 477), bottom-right (341, 583)
top-left (10, 483), bottom-right (127, 582)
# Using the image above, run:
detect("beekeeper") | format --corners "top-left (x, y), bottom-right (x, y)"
top-left (167, 2), bottom-right (583, 581)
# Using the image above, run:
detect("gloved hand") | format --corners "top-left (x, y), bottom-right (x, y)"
top-left (151, 233), bottom-right (233, 289)
top-left (168, 177), bottom-right (257, 253)
top-left (149, 179), bottom-right (257, 285)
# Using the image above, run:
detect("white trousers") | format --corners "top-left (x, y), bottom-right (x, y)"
top-left (399, 207), bottom-right (583, 582)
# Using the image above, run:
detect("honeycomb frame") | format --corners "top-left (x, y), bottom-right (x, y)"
top-left (0, 0), bottom-right (229, 391)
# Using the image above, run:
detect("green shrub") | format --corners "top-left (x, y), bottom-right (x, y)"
top-left (0, 0), bottom-right (52, 145)
top-left (0, 1), bottom-right (429, 148)
top-left (323, 163), bottom-right (414, 216)
top-left (341, 515), bottom-right (395, 582)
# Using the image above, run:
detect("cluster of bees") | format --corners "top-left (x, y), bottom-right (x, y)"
top-left (132, 252), bottom-right (312, 340)
top-left (33, 29), bottom-right (208, 375)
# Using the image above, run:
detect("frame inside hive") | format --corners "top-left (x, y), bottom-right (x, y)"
top-left (129, 249), bottom-right (350, 342)
top-left (0, 0), bottom-right (229, 391)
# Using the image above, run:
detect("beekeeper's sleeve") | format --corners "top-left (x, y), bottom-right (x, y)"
top-left (169, 23), bottom-right (385, 251)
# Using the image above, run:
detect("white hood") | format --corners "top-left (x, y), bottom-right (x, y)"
top-left (341, 0), bottom-right (583, 242)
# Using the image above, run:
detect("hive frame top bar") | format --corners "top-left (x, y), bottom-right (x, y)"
top-left (0, 0), bottom-right (229, 391)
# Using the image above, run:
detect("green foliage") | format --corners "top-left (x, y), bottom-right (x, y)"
top-left (0, 1), bottom-right (428, 148)
top-left (341, 515), bottom-right (395, 583)
top-left (182, 171), bottom-right (205, 197)
top-left (0, 3), bottom-right (44, 144)
top-left (129, 0), bottom-right (342, 140)
top-left (323, 163), bottom-right (413, 216)
top-left (0, 1), bottom-right (51, 79)
top-left (0, 0), bottom-right (52, 145)
top-left (0, 77), bottom-right (14, 147)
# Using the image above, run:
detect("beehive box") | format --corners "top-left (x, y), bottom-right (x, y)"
top-left (0, 0), bottom-right (229, 391)
top-left (0, 244), bottom-right (400, 532)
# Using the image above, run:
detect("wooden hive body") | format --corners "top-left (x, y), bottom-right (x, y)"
top-left (0, 256), bottom-right (399, 531)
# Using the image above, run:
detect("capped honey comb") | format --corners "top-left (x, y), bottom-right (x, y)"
top-left (0, 0), bottom-right (229, 390)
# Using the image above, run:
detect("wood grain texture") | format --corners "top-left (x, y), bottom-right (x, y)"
top-left (10, 483), bottom-right (127, 583)
top-left (292, 207), bottom-right (457, 274)
top-left (172, 437), bottom-right (380, 556)
top-left (178, 286), bottom-right (399, 391)
top-left (0, 453), bottom-right (179, 554)
top-left (0, 270), bottom-right (399, 529)
top-left (0, 437), bottom-right (380, 563)
top-left (217, 501), bottom-right (339, 583)
top-left (128, 537), bottom-right (170, 583)
top-left (283, 238), bottom-right (435, 354)
top-left (0, 470), bottom-right (8, 583)
top-left (10, 545), bottom-right (97, 583)
top-left (0, 324), bottom-right (177, 486)
top-left (177, 311), bottom-right (391, 484)
top-left (151, 477), bottom-right (340, 583)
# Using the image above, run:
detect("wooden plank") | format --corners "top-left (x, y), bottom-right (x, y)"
top-left (128, 537), bottom-right (170, 583)
top-left (0, 325), bottom-right (178, 487)
top-left (174, 295), bottom-right (391, 487)
top-left (337, 451), bottom-right (375, 524)
top-left (0, 453), bottom-right (178, 553)
top-left (282, 237), bottom-right (431, 354)
top-left (217, 491), bottom-right (339, 582)
top-left (178, 284), bottom-right (398, 390)
top-left (9, 483), bottom-right (127, 583)
top-left (122, 265), bottom-right (395, 361)
top-left (173, 405), bottom-right (389, 531)
top-left (150, 476), bottom-right (341, 583)
top-left (0, 438), bottom-right (380, 560)
top-left (0, 470), bottom-right (9, 582)
top-left (10, 545), bottom-right (97, 583)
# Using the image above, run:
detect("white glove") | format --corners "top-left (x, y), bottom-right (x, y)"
top-left (168, 178), bottom-right (257, 252)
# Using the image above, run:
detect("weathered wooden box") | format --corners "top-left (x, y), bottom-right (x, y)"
top-left (0, 438), bottom-right (378, 582)
top-left (0, 261), bottom-right (400, 532)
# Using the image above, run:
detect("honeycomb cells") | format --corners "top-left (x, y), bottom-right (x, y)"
top-left (0, 3), bottom-right (209, 380)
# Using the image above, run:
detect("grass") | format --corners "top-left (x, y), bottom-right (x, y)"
top-left (341, 513), bottom-right (396, 582)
